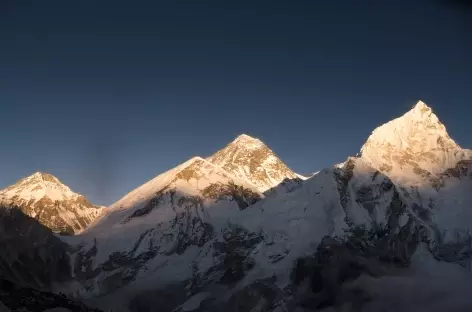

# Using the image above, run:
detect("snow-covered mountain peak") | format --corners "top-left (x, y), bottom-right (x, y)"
top-left (28, 172), bottom-right (61, 183)
top-left (411, 99), bottom-right (431, 113)
top-left (361, 100), bottom-right (452, 152)
top-left (1, 172), bottom-right (76, 203)
top-left (359, 100), bottom-right (471, 185)
top-left (207, 134), bottom-right (301, 192)
top-left (0, 172), bottom-right (102, 234)
top-left (230, 134), bottom-right (264, 149)
top-left (406, 100), bottom-right (445, 128)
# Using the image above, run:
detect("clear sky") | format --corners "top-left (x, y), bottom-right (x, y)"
top-left (0, 0), bottom-right (471, 205)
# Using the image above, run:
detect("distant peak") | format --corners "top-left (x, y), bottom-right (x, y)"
top-left (231, 134), bottom-right (264, 147)
top-left (407, 100), bottom-right (434, 117)
top-left (361, 100), bottom-right (449, 149)
top-left (359, 100), bottom-right (464, 173)
top-left (234, 133), bottom-right (259, 141)
top-left (413, 100), bottom-right (429, 110)
top-left (25, 172), bottom-right (61, 184)
top-left (31, 172), bottom-right (56, 179)
top-left (1, 171), bottom-right (78, 203)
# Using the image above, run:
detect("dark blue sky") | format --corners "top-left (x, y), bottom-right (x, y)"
top-left (0, 0), bottom-right (471, 205)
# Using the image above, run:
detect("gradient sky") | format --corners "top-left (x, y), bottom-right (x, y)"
top-left (0, 0), bottom-right (471, 205)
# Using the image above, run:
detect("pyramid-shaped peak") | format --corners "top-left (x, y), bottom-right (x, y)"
top-left (231, 134), bottom-right (264, 147)
top-left (28, 172), bottom-right (61, 183)
top-left (359, 100), bottom-right (466, 175)
top-left (234, 133), bottom-right (260, 141)
top-left (14, 172), bottom-right (66, 188)
top-left (362, 100), bottom-right (448, 146)
top-left (406, 100), bottom-right (435, 118)
top-left (0, 171), bottom-right (101, 234)
top-left (207, 133), bottom-right (299, 192)
top-left (1, 171), bottom-right (76, 201)
top-left (413, 100), bottom-right (430, 111)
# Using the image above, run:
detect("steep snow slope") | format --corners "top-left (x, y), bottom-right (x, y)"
top-left (207, 134), bottom-right (304, 192)
top-left (361, 101), bottom-right (472, 186)
top-left (68, 157), bottom-right (263, 302)
top-left (0, 172), bottom-right (102, 234)
top-left (88, 134), bottom-right (302, 232)
top-left (360, 101), bottom-right (472, 247)
top-left (208, 157), bottom-right (413, 286)
top-left (89, 157), bottom-right (262, 232)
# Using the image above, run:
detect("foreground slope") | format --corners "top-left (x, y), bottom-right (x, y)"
top-left (0, 172), bottom-right (102, 234)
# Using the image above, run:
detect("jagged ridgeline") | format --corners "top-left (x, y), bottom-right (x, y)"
top-left (1, 101), bottom-right (471, 312)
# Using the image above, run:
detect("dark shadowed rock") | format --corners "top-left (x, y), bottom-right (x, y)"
top-left (0, 277), bottom-right (101, 312)
top-left (0, 205), bottom-right (72, 290)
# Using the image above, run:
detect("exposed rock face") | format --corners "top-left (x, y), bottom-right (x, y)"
top-left (189, 225), bottom-right (264, 290)
top-left (0, 205), bottom-right (72, 291)
top-left (207, 134), bottom-right (303, 192)
top-left (287, 231), bottom-right (425, 311)
top-left (0, 277), bottom-right (101, 312)
top-left (0, 172), bottom-right (102, 234)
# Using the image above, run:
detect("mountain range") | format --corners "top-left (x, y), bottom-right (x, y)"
top-left (1, 100), bottom-right (472, 312)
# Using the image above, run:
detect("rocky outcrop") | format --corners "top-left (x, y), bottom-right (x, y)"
top-left (202, 181), bottom-right (261, 210)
